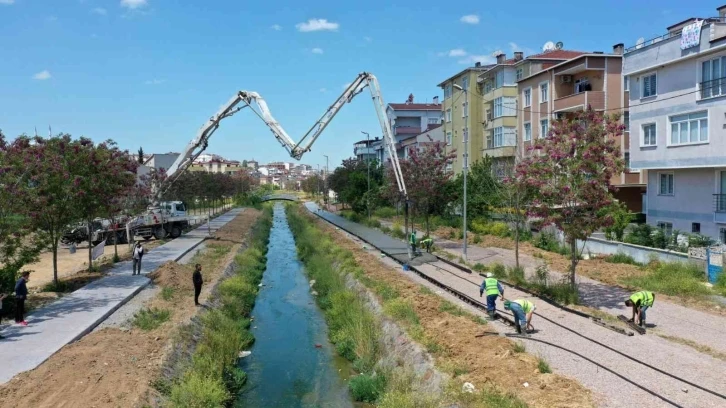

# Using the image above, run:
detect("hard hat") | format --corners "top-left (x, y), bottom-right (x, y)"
top-left (486, 272), bottom-right (493, 278)
top-left (503, 300), bottom-right (512, 310)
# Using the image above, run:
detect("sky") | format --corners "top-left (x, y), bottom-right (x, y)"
top-left (0, 0), bottom-right (719, 170)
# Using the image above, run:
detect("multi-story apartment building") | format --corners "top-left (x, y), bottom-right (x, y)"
top-left (516, 47), bottom-right (645, 212)
top-left (438, 63), bottom-right (493, 173)
top-left (353, 137), bottom-right (380, 161)
top-left (624, 7), bottom-right (726, 241)
top-left (382, 97), bottom-right (442, 164)
top-left (478, 52), bottom-right (523, 176)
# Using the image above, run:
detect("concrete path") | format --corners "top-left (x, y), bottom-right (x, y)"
top-left (0, 209), bottom-right (243, 384)
top-left (305, 203), bottom-right (726, 408)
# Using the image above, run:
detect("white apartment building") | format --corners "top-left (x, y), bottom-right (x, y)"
top-left (623, 7), bottom-right (726, 242)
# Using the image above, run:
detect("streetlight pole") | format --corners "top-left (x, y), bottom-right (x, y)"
top-left (361, 131), bottom-right (371, 221)
top-left (323, 155), bottom-right (329, 210)
top-left (453, 84), bottom-right (469, 262)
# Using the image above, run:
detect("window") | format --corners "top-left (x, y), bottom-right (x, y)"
top-left (516, 68), bottom-right (523, 81)
top-left (462, 76), bottom-right (469, 90)
top-left (540, 82), bottom-right (549, 102)
top-left (540, 119), bottom-right (549, 138)
top-left (523, 88), bottom-right (531, 107)
top-left (495, 71), bottom-right (504, 88)
top-left (669, 111), bottom-right (708, 145)
top-left (657, 222), bottom-right (673, 236)
top-left (721, 228), bottom-right (726, 244)
top-left (642, 123), bottom-right (656, 146)
top-left (462, 102), bottom-right (468, 118)
top-left (700, 56), bottom-right (726, 98)
top-left (494, 97), bottom-right (503, 118)
top-left (446, 132), bottom-right (452, 146)
top-left (624, 111), bottom-right (630, 131)
top-left (523, 123), bottom-right (532, 141)
top-left (624, 152), bottom-right (630, 169)
top-left (692, 223), bottom-right (701, 234)
top-left (444, 84), bottom-right (452, 99)
top-left (641, 73), bottom-right (657, 98)
top-left (484, 81), bottom-right (493, 94)
top-left (658, 172), bottom-right (674, 196)
top-left (428, 117), bottom-right (440, 125)
top-left (493, 127), bottom-right (503, 147)
top-left (624, 76), bottom-right (629, 91)
top-left (446, 109), bottom-right (452, 122)
top-left (575, 78), bottom-right (591, 94)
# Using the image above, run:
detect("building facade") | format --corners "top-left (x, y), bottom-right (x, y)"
top-left (190, 154), bottom-right (243, 175)
top-left (438, 64), bottom-right (492, 174)
top-left (479, 53), bottom-right (522, 176)
top-left (516, 48), bottom-right (645, 212)
top-left (624, 7), bottom-right (726, 241)
top-left (382, 97), bottom-right (442, 164)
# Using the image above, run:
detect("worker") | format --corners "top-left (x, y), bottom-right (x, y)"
top-left (479, 272), bottom-right (504, 318)
top-left (409, 230), bottom-right (417, 255)
top-left (420, 237), bottom-right (434, 253)
top-left (624, 291), bottom-right (655, 327)
top-left (504, 299), bottom-right (535, 335)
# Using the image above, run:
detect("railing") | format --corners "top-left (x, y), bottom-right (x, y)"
top-left (393, 126), bottom-right (420, 135)
top-left (714, 194), bottom-right (726, 213)
top-left (700, 77), bottom-right (726, 99)
top-left (624, 17), bottom-right (725, 54)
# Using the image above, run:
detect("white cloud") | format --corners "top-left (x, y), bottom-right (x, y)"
top-left (121, 0), bottom-right (147, 9)
top-left (271, 24), bottom-right (282, 31)
top-left (509, 42), bottom-right (521, 52)
top-left (92, 7), bottom-right (108, 15)
top-left (0, 0), bottom-right (15, 5)
top-left (145, 79), bottom-right (165, 85)
top-left (457, 55), bottom-right (495, 65)
top-left (311, 47), bottom-right (323, 54)
top-left (33, 70), bottom-right (51, 80)
top-left (447, 48), bottom-right (467, 57)
top-left (460, 14), bottom-right (479, 24)
top-left (296, 18), bottom-right (339, 32)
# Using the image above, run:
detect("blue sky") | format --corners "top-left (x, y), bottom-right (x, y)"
top-left (0, 1), bottom-right (718, 170)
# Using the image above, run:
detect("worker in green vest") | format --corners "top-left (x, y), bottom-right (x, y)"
top-left (624, 291), bottom-right (655, 327)
top-left (420, 237), bottom-right (434, 253)
top-left (479, 272), bottom-right (504, 318)
top-left (504, 299), bottom-right (535, 334)
top-left (409, 230), bottom-right (417, 255)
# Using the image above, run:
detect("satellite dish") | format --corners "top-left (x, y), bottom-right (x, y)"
top-left (636, 37), bottom-right (645, 49)
top-left (555, 41), bottom-right (564, 50)
top-left (542, 41), bottom-right (555, 52)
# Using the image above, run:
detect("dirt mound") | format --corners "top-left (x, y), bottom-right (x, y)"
top-left (148, 261), bottom-right (192, 291)
top-left (213, 208), bottom-right (262, 244)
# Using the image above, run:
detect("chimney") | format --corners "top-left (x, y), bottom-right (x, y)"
top-left (613, 43), bottom-right (624, 55)
top-left (514, 51), bottom-right (524, 61)
top-left (496, 53), bottom-right (506, 64)
top-left (433, 96), bottom-right (439, 104)
top-left (475, 61), bottom-right (481, 67)
top-left (719, 5), bottom-right (726, 19)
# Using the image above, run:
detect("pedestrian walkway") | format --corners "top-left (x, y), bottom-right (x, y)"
top-left (0, 208), bottom-right (243, 384)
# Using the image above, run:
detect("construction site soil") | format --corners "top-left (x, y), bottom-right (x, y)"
top-left (0, 209), bottom-right (261, 408)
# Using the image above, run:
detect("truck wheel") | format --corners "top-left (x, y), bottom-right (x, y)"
top-left (154, 227), bottom-right (167, 240)
top-left (170, 226), bottom-right (182, 239)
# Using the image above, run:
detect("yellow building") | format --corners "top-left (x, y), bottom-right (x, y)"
top-left (438, 63), bottom-right (493, 174)
top-left (478, 52), bottom-right (524, 176)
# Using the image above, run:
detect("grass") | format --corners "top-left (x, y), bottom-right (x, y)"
top-left (656, 334), bottom-right (726, 362)
top-left (491, 263), bottom-right (507, 279)
top-left (384, 298), bottom-right (420, 326)
top-left (624, 260), bottom-right (712, 298)
top-left (439, 300), bottom-right (465, 316)
top-left (161, 287), bottom-right (175, 301)
top-left (472, 262), bottom-right (487, 272)
top-left (513, 342), bottom-right (526, 353)
top-left (349, 373), bottom-right (387, 403)
top-left (537, 358), bottom-right (552, 374)
top-left (603, 252), bottom-right (641, 266)
top-left (132, 307), bottom-right (171, 331)
top-left (167, 205), bottom-right (273, 407)
top-left (714, 272), bottom-right (726, 297)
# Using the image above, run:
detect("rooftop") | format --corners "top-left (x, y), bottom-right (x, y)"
top-left (520, 49), bottom-right (586, 62)
top-left (625, 9), bottom-right (726, 54)
top-left (388, 103), bottom-right (442, 111)
top-left (437, 65), bottom-right (495, 87)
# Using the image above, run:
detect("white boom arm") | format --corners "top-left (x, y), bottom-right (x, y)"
top-left (162, 72), bottom-right (407, 201)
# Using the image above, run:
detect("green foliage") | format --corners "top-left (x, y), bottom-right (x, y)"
top-left (349, 373), bottom-right (387, 403)
top-left (438, 300), bottom-right (465, 316)
top-left (491, 263), bottom-right (507, 279)
top-left (625, 261), bottom-right (711, 297)
top-left (168, 372), bottom-right (228, 408)
top-left (507, 266), bottom-right (526, 285)
top-left (513, 342), bottom-right (526, 353)
top-left (451, 157), bottom-right (502, 221)
top-left (624, 223), bottom-right (655, 247)
top-left (373, 207), bottom-right (397, 218)
top-left (537, 358), bottom-right (552, 374)
top-left (688, 234), bottom-right (714, 248)
top-left (391, 223), bottom-right (406, 239)
top-left (470, 219), bottom-right (510, 237)
top-left (328, 158), bottom-right (386, 213)
top-left (472, 263), bottom-right (487, 272)
top-left (161, 287), bottom-right (175, 301)
top-left (384, 298), bottom-right (420, 326)
top-left (132, 308), bottom-right (171, 331)
top-left (472, 234), bottom-right (481, 244)
top-left (604, 252), bottom-right (640, 266)
top-left (599, 201), bottom-right (633, 241)
top-left (715, 272), bottom-right (726, 296)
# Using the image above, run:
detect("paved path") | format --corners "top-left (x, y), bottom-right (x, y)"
top-left (305, 203), bottom-right (726, 408)
top-left (0, 209), bottom-right (243, 384)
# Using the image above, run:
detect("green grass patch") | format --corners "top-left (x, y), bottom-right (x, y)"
top-left (132, 308), bottom-right (171, 331)
top-left (624, 260), bottom-right (712, 298)
top-left (472, 262), bottom-right (487, 272)
top-left (438, 300), bottom-right (465, 316)
top-left (715, 272), bottom-right (726, 296)
top-left (161, 287), bottom-right (175, 301)
top-left (604, 252), bottom-right (640, 265)
top-left (513, 341), bottom-right (526, 353)
top-left (373, 207), bottom-right (397, 218)
top-left (383, 298), bottom-right (420, 326)
top-left (349, 373), bottom-right (387, 403)
top-left (491, 263), bottom-right (507, 279)
top-left (537, 358), bottom-right (552, 374)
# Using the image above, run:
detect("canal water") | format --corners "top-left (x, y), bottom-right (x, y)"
top-left (236, 203), bottom-right (353, 408)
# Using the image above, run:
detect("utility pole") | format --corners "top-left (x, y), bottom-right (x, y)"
top-left (361, 131), bottom-right (371, 221)
top-left (323, 155), bottom-right (329, 210)
top-left (454, 84), bottom-right (469, 262)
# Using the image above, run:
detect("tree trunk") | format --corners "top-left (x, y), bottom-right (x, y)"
top-left (569, 237), bottom-right (578, 288)
top-left (113, 220), bottom-right (118, 259)
top-left (51, 234), bottom-right (59, 285)
top-left (87, 221), bottom-right (93, 272)
top-left (514, 217), bottom-right (520, 269)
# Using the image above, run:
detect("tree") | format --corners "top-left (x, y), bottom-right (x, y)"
top-left (499, 151), bottom-right (532, 269)
top-left (137, 147), bottom-right (145, 164)
top-left (599, 200), bottom-right (632, 242)
top-left (517, 107), bottom-right (624, 287)
top-left (328, 158), bottom-right (384, 213)
top-left (451, 156), bottom-right (501, 220)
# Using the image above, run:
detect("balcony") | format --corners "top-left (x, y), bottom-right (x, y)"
top-left (393, 126), bottom-right (421, 136)
top-left (553, 91), bottom-right (605, 112)
top-left (715, 194), bottom-right (726, 223)
top-left (700, 77), bottom-right (726, 99)
top-left (354, 146), bottom-right (376, 157)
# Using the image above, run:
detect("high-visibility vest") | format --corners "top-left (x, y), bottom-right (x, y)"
top-left (484, 278), bottom-right (500, 296)
top-left (409, 233), bottom-right (416, 245)
top-left (630, 291), bottom-right (654, 307)
top-left (514, 299), bottom-right (534, 314)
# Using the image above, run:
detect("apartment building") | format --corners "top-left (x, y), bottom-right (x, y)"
top-left (478, 52), bottom-right (523, 176)
top-left (438, 63), bottom-right (493, 174)
top-left (190, 153), bottom-right (243, 175)
top-left (516, 47), bottom-right (645, 212)
top-left (624, 7), bottom-right (726, 241)
top-left (380, 96), bottom-right (442, 164)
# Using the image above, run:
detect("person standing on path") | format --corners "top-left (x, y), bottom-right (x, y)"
top-left (479, 272), bottom-right (504, 318)
top-left (625, 291), bottom-right (655, 327)
top-left (192, 264), bottom-right (203, 306)
top-left (504, 299), bottom-right (535, 335)
top-left (409, 230), bottom-right (417, 255)
top-left (132, 242), bottom-right (144, 275)
top-left (14, 272), bottom-right (30, 326)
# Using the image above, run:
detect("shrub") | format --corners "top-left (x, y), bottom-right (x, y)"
top-left (168, 372), bottom-right (228, 408)
top-left (373, 207), bottom-right (397, 219)
top-left (349, 373), bottom-right (387, 403)
top-left (472, 263), bottom-right (487, 272)
top-left (537, 358), bottom-right (552, 374)
top-left (391, 223), bottom-right (406, 239)
top-left (507, 266), bottom-right (525, 285)
top-left (513, 341), bottom-right (526, 353)
top-left (488, 222), bottom-right (510, 237)
top-left (625, 261), bottom-right (711, 297)
top-left (604, 252), bottom-right (639, 266)
top-left (688, 233), bottom-right (714, 248)
top-left (132, 307), bottom-right (171, 331)
top-left (491, 263), bottom-right (507, 279)
top-left (624, 223), bottom-right (654, 247)
top-left (473, 234), bottom-right (482, 244)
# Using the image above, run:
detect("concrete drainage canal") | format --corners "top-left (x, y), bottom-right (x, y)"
top-left (236, 203), bottom-right (354, 407)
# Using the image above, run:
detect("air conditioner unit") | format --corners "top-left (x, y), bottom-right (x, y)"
top-left (561, 75), bottom-right (573, 83)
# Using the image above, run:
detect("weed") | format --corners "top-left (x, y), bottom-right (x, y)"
top-left (42, 280), bottom-right (72, 293)
top-left (168, 372), bottom-right (228, 408)
top-left (604, 252), bottom-right (640, 265)
top-left (132, 307), bottom-right (171, 331)
top-left (424, 338), bottom-right (444, 354)
top-left (384, 298), bottom-right (420, 326)
top-left (507, 266), bottom-right (526, 285)
top-left (391, 223), bottom-right (406, 239)
top-left (112, 254), bottom-right (120, 263)
top-left (161, 287), bottom-right (175, 301)
top-left (349, 373), bottom-right (387, 403)
top-left (472, 262), bottom-right (487, 272)
top-left (470, 315), bottom-right (488, 325)
top-left (419, 286), bottom-right (434, 295)
top-left (438, 300), bottom-right (465, 316)
top-left (375, 283), bottom-right (400, 301)
top-left (473, 234), bottom-right (482, 244)
top-left (458, 257), bottom-right (466, 264)
top-left (491, 263), bottom-right (507, 279)
top-left (513, 342), bottom-right (526, 353)
top-left (537, 358), bottom-right (552, 373)
top-left (715, 272), bottom-right (726, 296)
top-left (624, 261), bottom-right (712, 298)
top-left (373, 207), bottom-right (397, 218)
